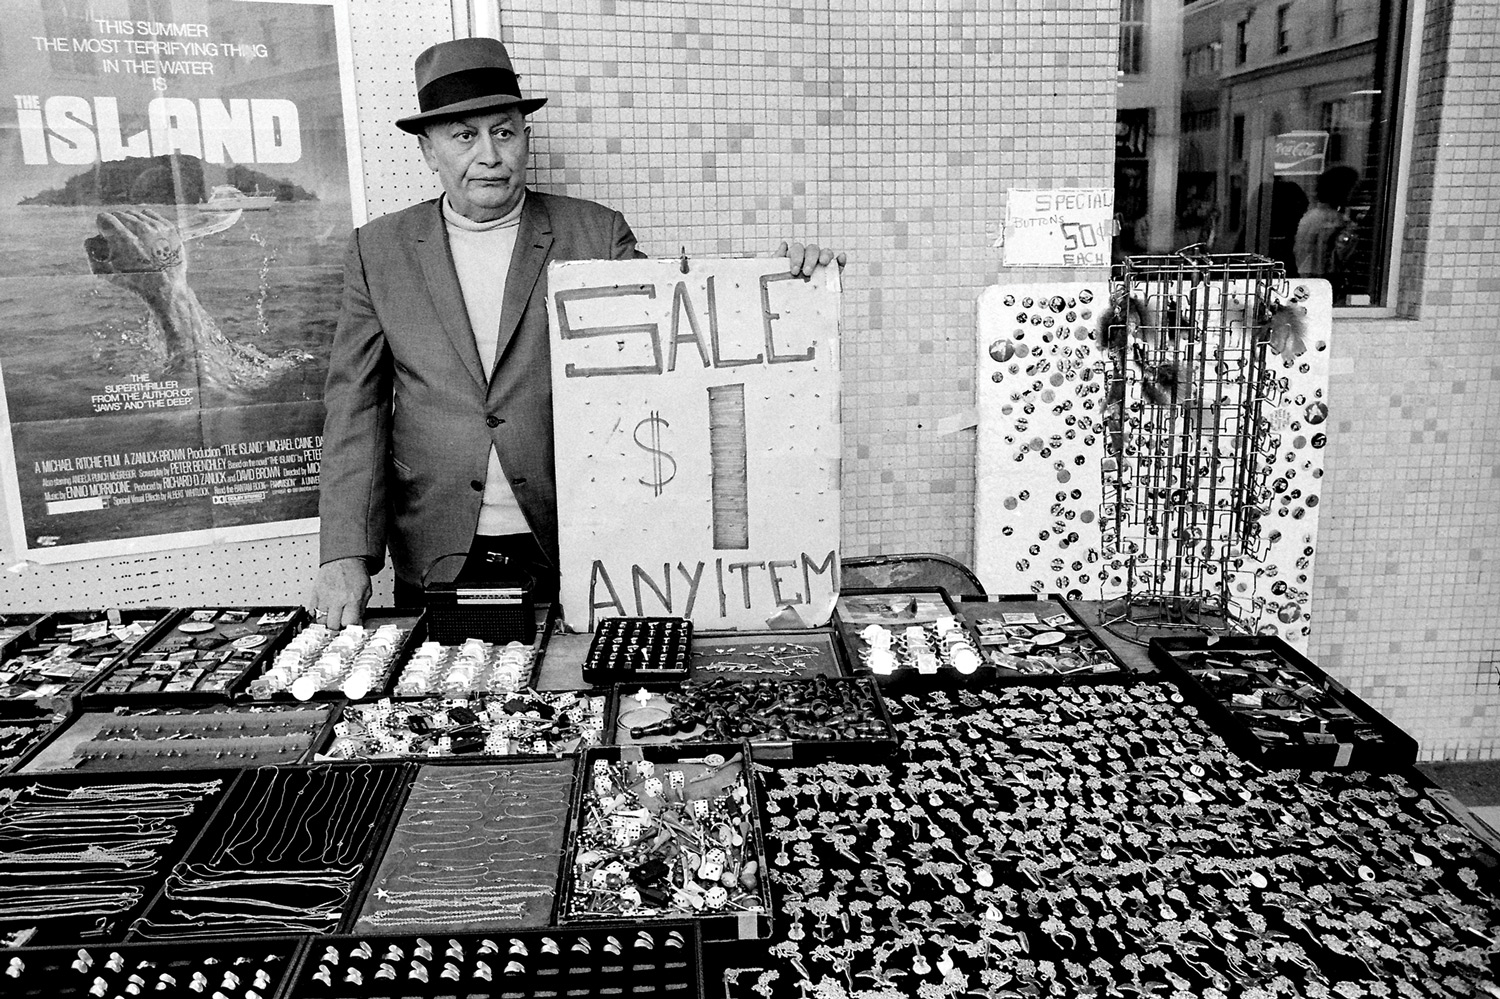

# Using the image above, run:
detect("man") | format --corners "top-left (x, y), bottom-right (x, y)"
top-left (307, 37), bottom-right (842, 627)
top-left (1294, 165), bottom-right (1359, 299)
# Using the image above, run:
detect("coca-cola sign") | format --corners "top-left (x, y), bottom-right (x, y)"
top-left (1274, 130), bottom-right (1329, 176)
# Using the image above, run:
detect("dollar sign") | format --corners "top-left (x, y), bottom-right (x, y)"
top-left (634, 411), bottom-right (677, 496)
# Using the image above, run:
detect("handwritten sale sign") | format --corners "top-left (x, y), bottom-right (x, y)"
top-left (1001, 188), bottom-right (1114, 267)
top-left (548, 257), bottom-right (842, 631)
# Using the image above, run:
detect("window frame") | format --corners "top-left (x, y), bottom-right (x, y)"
top-left (1115, 0), bottom-right (1419, 313)
top-left (1119, 0), bottom-right (1147, 76)
top-left (1352, 0), bottom-right (1421, 314)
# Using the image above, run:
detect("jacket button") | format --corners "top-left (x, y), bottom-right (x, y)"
top-left (470, 480), bottom-right (484, 491)
top-left (486, 415), bottom-right (502, 428)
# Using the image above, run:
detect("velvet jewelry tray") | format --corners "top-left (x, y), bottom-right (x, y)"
top-left (127, 760), bottom-right (412, 942)
top-left (558, 742), bottom-right (774, 942)
top-left (0, 612), bottom-right (52, 667)
top-left (831, 586), bottom-right (989, 690)
top-left (13, 701), bottom-right (339, 775)
top-left (0, 767), bottom-right (237, 947)
top-left (1148, 634), bottom-right (1419, 771)
top-left (347, 755), bottom-right (580, 935)
top-left (287, 921), bottom-right (704, 999)
top-left (609, 675), bottom-right (899, 764)
top-left (312, 689), bottom-right (613, 763)
top-left (0, 607), bottom-right (175, 718)
top-left (955, 592), bottom-right (1134, 685)
top-left (686, 628), bottom-right (849, 681)
top-left (240, 610), bottom-right (425, 704)
top-left (79, 606), bottom-right (305, 708)
top-left (382, 607), bottom-right (554, 702)
top-left (0, 935), bottom-right (310, 998)
top-left (581, 616), bottom-right (693, 687)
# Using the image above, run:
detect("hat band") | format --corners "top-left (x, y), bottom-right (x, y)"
top-left (418, 67), bottom-right (523, 113)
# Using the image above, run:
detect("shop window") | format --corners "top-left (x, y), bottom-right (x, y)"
top-left (1119, 0), bottom-right (1147, 75)
top-left (1114, 0), bottom-right (1411, 307)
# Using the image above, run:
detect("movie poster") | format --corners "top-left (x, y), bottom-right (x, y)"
top-left (0, 0), bottom-right (362, 561)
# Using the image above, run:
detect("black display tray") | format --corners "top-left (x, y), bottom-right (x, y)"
top-left (1148, 635), bottom-right (1419, 771)
top-left (288, 921), bottom-right (703, 999)
top-left (558, 742), bottom-right (772, 942)
top-left (0, 768), bottom-right (235, 947)
top-left (314, 689), bottom-right (612, 761)
top-left (347, 756), bottom-right (579, 934)
top-left (688, 628), bottom-right (848, 680)
top-left (610, 676), bottom-right (898, 763)
top-left (80, 606), bottom-right (304, 708)
top-left (0, 935), bottom-right (309, 997)
top-left (129, 761), bottom-right (412, 941)
top-left (955, 593), bottom-right (1132, 684)
top-left (385, 610), bottom-right (552, 700)
top-left (241, 609), bottom-right (423, 703)
top-left (0, 711), bottom-right (69, 778)
top-left (831, 586), bottom-right (988, 689)
top-left (0, 612), bottom-right (50, 663)
top-left (582, 616), bottom-right (692, 686)
top-left (0, 607), bottom-right (173, 717)
top-left (15, 701), bottom-right (340, 774)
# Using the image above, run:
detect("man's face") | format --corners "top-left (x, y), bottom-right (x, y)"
top-left (419, 108), bottom-right (529, 222)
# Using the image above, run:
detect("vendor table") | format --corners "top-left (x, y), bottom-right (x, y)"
top-left (1, 595), bottom-right (1497, 999)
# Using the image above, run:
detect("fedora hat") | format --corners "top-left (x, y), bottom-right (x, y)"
top-left (396, 37), bottom-right (547, 134)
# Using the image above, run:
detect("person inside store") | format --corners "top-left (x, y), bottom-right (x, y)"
top-left (305, 37), bottom-right (845, 629)
top-left (1293, 165), bottom-right (1359, 297)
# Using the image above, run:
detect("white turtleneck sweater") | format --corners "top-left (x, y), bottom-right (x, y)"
top-left (442, 193), bottom-right (528, 536)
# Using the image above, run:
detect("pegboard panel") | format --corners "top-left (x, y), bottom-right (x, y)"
top-left (0, 0), bottom-right (454, 611)
top-left (352, 0), bottom-right (458, 218)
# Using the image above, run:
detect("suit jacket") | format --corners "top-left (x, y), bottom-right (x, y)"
top-left (319, 189), bottom-right (644, 585)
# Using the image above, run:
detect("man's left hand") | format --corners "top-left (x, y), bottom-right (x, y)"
top-left (777, 241), bottom-right (847, 278)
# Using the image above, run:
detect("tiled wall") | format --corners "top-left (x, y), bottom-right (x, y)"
top-left (1310, 0), bottom-right (1500, 759)
top-left (503, 0), bottom-right (1500, 759)
top-left (502, 0), bottom-right (1120, 563)
top-left (3, 0), bottom-right (1492, 758)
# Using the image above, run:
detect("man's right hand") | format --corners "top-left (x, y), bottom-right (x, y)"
top-left (305, 557), bottom-right (371, 631)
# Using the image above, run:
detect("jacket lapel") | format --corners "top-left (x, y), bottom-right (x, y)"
top-left (413, 200), bottom-right (487, 389)
top-left (492, 193), bottom-right (554, 385)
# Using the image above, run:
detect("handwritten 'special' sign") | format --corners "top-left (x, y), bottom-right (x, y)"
top-left (548, 257), bottom-right (842, 631)
top-left (1001, 188), bottom-right (1114, 268)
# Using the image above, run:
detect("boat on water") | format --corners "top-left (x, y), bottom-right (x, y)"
top-left (203, 184), bottom-right (276, 211)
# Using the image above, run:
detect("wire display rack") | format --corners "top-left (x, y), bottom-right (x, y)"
top-left (1099, 247), bottom-right (1285, 642)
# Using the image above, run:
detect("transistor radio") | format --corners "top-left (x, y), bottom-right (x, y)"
top-left (423, 581), bottom-right (535, 645)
